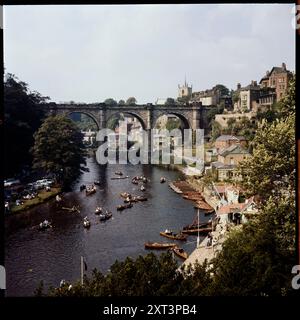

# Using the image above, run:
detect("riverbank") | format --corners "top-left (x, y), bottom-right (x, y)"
top-left (10, 187), bottom-right (61, 214)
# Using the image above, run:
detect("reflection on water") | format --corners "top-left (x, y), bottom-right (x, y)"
top-left (5, 156), bottom-right (209, 296)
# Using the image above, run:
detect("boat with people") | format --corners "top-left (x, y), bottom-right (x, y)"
top-left (94, 180), bottom-right (101, 186)
top-left (115, 171), bottom-right (123, 176)
top-left (171, 246), bottom-right (188, 260)
top-left (140, 185), bottom-right (146, 191)
top-left (120, 192), bottom-right (131, 199)
top-left (83, 217), bottom-right (91, 228)
top-left (160, 229), bottom-right (187, 241)
top-left (86, 185), bottom-right (96, 196)
top-left (144, 242), bottom-right (177, 250)
top-left (160, 177), bottom-right (166, 183)
top-left (131, 178), bottom-right (138, 185)
top-left (95, 206), bottom-right (103, 215)
top-left (99, 210), bottom-right (113, 221)
top-left (117, 203), bottom-right (133, 211)
top-left (39, 219), bottom-right (52, 230)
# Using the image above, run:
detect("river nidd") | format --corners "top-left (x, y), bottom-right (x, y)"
top-left (5, 156), bottom-right (209, 296)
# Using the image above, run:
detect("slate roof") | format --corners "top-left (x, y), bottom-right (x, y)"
top-left (211, 161), bottom-right (237, 170)
top-left (215, 135), bottom-right (246, 142)
top-left (219, 144), bottom-right (250, 157)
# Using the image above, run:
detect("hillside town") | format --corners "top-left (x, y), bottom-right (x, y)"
top-left (3, 2), bottom-right (296, 300)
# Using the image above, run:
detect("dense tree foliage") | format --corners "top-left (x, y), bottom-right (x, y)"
top-left (4, 73), bottom-right (49, 177)
top-left (126, 97), bottom-right (137, 105)
top-left (104, 98), bottom-right (118, 106)
top-left (118, 99), bottom-right (125, 105)
top-left (69, 113), bottom-right (98, 131)
top-left (176, 96), bottom-right (190, 104)
top-left (214, 84), bottom-right (230, 96)
top-left (165, 97), bottom-right (176, 105)
top-left (238, 76), bottom-right (295, 201)
top-left (32, 115), bottom-right (87, 188)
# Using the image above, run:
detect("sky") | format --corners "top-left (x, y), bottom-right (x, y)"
top-left (3, 4), bottom-right (296, 104)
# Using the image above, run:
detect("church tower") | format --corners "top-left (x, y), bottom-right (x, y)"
top-left (178, 78), bottom-right (193, 98)
top-left (178, 76), bottom-right (192, 98)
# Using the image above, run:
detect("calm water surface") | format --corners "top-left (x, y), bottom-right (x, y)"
top-left (5, 156), bottom-right (208, 296)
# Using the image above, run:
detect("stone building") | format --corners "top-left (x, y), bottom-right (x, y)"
top-left (214, 135), bottom-right (247, 154)
top-left (210, 144), bottom-right (251, 181)
top-left (259, 62), bottom-right (293, 100)
top-left (217, 144), bottom-right (250, 165)
top-left (234, 81), bottom-right (261, 112)
top-left (191, 86), bottom-right (221, 106)
top-left (178, 78), bottom-right (192, 98)
top-left (214, 112), bottom-right (256, 129)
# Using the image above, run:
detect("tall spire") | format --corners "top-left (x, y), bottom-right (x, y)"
top-left (185, 74), bottom-right (187, 86)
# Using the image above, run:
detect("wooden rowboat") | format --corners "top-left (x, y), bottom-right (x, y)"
top-left (144, 242), bottom-right (177, 250)
top-left (117, 203), bottom-right (133, 211)
top-left (160, 231), bottom-right (187, 241)
top-left (181, 227), bottom-right (212, 235)
top-left (86, 187), bottom-right (96, 196)
top-left (171, 247), bottom-right (188, 260)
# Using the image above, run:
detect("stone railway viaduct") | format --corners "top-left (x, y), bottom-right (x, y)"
top-left (45, 102), bottom-right (210, 132)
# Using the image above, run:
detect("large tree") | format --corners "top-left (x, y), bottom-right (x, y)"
top-left (214, 84), bottom-right (230, 97)
top-left (32, 115), bottom-right (87, 188)
top-left (104, 98), bottom-right (118, 106)
top-left (4, 73), bottom-right (49, 177)
top-left (238, 76), bottom-right (295, 200)
top-left (165, 97), bottom-right (176, 105)
top-left (126, 97), bottom-right (137, 105)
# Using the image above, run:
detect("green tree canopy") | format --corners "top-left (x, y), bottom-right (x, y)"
top-left (176, 96), bottom-right (190, 104)
top-left (165, 97), bottom-right (176, 105)
top-left (104, 98), bottom-right (117, 106)
top-left (4, 73), bottom-right (49, 177)
top-left (126, 97), bottom-right (137, 105)
top-left (118, 99), bottom-right (125, 105)
top-left (32, 115), bottom-right (87, 188)
top-left (214, 84), bottom-right (230, 96)
top-left (238, 114), bottom-right (295, 201)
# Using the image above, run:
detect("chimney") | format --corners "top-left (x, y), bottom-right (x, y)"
top-left (282, 62), bottom-right (286, 70)
top-left (266, 70), bottom-right (270, 76)
top-left (253, 81), bottom-right (257, 86)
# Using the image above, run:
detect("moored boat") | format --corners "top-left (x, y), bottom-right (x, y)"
top-left (115, 171), bottom-right (123, 176)
top-left (144, 242), bottom-right (177, 250)
top-left (181, 227), bottom-right (212, 235)
top-left (160, 177), bottom-right (166, 183)
top-left (160, 229), bottom-right (187, 241)
top-left (171, 246), bottom-right (188, 260)
top-left (94, 180), bottom-right (101, 186)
